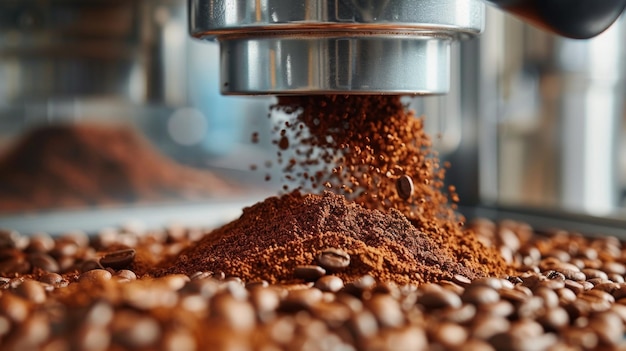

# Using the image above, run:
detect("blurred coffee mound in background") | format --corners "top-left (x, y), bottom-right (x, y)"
top-left (0, 123), bottom-right (236, 213)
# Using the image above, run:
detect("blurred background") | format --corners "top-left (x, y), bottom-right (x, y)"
top-left (0, 0), bottom-right (625, 234)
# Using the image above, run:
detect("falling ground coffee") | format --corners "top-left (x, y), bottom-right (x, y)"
top-left (157, 96), bottom-right (511, 283)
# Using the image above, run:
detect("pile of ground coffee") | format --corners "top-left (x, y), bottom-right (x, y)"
top-left (157, 191), bottom-right (480, 284)
top-left (0, 123), bottom-right (235, 213)
top-left (159, 95), bottom-right (509, 283)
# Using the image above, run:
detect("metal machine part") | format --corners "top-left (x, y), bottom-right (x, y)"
top-left (190, 0), bottom-right (626, 95)
top-left (189, 0), bottom-right (485, 95)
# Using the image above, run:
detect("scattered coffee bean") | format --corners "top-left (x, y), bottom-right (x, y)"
top-left (100, 249), bottom-right (136, 270)
top-left (294, 265), bottom-right (326, 281)
top-left (317, 248), bottom-right (350, 271)
top-left (396, 175), bottom-right (414, 200)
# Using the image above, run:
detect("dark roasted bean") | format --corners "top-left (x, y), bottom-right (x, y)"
top-left (314, 275), bottom-right (344, 293)
top-left (100, 249), bottom-right (136, 270)
top-left (294, 265), bottom-right (326, 281)
top-left (317, 248), bottom-right (350, 270)
top-left (396, 174), bottom-right (414, 200)
top-left (419, 288), bottom-right (462, 309)
top-left (462, 286), bottom-right (500, 305)
top-left (28, 253), bottom-right (59, 273)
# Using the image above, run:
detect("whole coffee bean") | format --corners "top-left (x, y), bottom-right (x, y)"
top-left (311, 301), bottom-right (352, 326)
top-left (367, 294), bottom-right (404, 328)
top-left (80, 259), bottom-right (104, 273)
top-left (315, 275), bottom-right (344, 293)
top-left (38, 272), bottom-right (64, 286)
top-left (294, 265), bottom-right (326, 281)
top-left (419, 288), bottom-right (462, 309)
top-left (470, 315), bottom-right (510, 340)
top-left (479, 300), bottom-right (514, 318)
top-left (28, 253), bottom-right (59, 273)
top-left (74, 326), bottom-right (110, 351)
top-left (211, 293), bottom-right (256, 331)
top-left (0, 293), bottom-right (30, 322)
top-left (111, 311), bottom-right (161, 348)
top-left (537, 307), bottom-right (570, 331)
top-left (462, 286), bottom-right (500, 305)
top-left (317, 248), bottom-right (350, 271)
top-left (0, 230), bottom-right (20, 249)
top-left (452, 274), bottom-right (472, 287)
top-left (582, 268), bottom-right (609, 281)
top-left (438, 303), bottom-right (475, 324)
top-left (431, 322), bottom-right (468, 348)
top-left (115, 270), bottom-right (137, 281)
top-left (25, 233), bottom-right (55, 253)
top-left (396, 174), bottom-right (414, 200)
top-left (78, 269), bottom-right (112, 284)
top-left (14, 280), bottom-right (46, 304)
top-left (281, 287), bottom-right (323, 311)
top-left (458, 339), bottom-right (496, 351)
top-left (100, 249), bottom-right (136, 270)
top-left (348, 310), bottom-right (379, 338)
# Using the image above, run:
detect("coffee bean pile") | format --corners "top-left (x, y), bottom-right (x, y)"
top-left (2, 219), bottom-right (626, 350)
top-left (0, 124), bottom-right (236, 213)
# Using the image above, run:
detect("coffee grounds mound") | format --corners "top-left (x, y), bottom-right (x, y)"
top-left (156, 191), bottom-right (506, 284)
top-left (0, 123), bottom-right (235, 213)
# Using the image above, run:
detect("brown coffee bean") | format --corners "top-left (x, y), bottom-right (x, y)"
top-left (211, 293), bottom-right (256, 331)
top-left (114, 270), bottom-right (137, 281)
top-left (281, 287), bottom-right (323, 311)
top-left (367, 294), bottom-right (404, 328)
top-left (479, 300), bottom-right (514, 318)
top-left (589, 311), bottom-right (623, 345)
top-left (0, 293), bottom-right (30, 322)
top-left (51, 241), bottom-right (79, 258)
top-left (537, 307), bottom-right (570, 331)
top-left (470, 315), bottom-right (510, 340)
top-left (80, 259), bottom-right (104, 273)
top-left (458, 339), bottom-right (496, 351)
top-left (582, 268), bottom-right (609, 281)
top-left (472, 277), bottom-right (504, 290)
top-left (419, 288), bottom-right (462, 309)
top-left (111, 311), bottom-right (161, 348)
top-left (25, 233), bottom-right (55, 253)
top-left (162, 330), bottom-right (196, 351)
top-left (348, 310), bottom-right (378, 338)
top-left (38, 272), bottom-right (64, 286)
top-left (396, 175), bottom-right (414, 200)
top-left (100, 249), bottom-right (135, 270)
top-left (462, 286), bottom-right (500, 305)
top-left (14, 280), bottom-right (46, 304)
top-left (452, 274), bottom-right (472, 287)
top-left (314, 275), bottom-right (344, 293)
top-left (317, 248), bottom-right (350, 271)
top-left (294, 265), bottom-right (326, 281)
top-left (78, 269), bottom-right (112, 284)
top-left (440, 303), bottom-right (476, 324)
top-left (0, 256), bottom-right (31, 275)
top-left (74, 326), bottom-right (110, 351)
top-left (27, 253), bottom-right (59, 273)
top-left (0, 230), bottom-right (20, 249)
top-left (563, 279), bottom-right (584, 295)
top-left (535, 287), bottom-right (559, 308)
top-left (431, 322), bottom-right (467, 348)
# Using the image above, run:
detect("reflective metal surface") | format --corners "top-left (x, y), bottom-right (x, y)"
top-left (189, 0), bottom-right (484, 95)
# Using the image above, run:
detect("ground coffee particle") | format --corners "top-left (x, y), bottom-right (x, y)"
top-left (159, 95), bottom-right (510, 283)
top-left (0, 123), bottom-right (235, 213)
top-left (156, 191), bottom-right (478, 284)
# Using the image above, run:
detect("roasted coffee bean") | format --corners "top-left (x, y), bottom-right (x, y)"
top-left (294, 265), bottom-right (326, 281)
top-left (462, 286), bottom-right (500, 305)
top-left (281, 287), bottom-right (323, 311)
top-left (367, 294), bottom-right (404, 328)
top-left (28, 253), bottom-right (59, 273)
top-left (25, 233), bottom-right (55, 253)
top-left (419, 288), bottom-right (462, 309)
top-left (582, 268), bottom-right (609, 281)
top-left (14, 280), bottom-right (46, 304)
top-left (0, 293), bottom-right (30, 322)
top-left (470, 315), bottom-right (510, 340)
top-left (317, 248), bottom-right (350, 271)
top-left (100, 249), bottom-right (136, 270)
top-left (80, 259), bottom-right (104, 273)
top-left (114, 269), bottom-right (137, 281)
top-left (0, 230), bottom-right (20, 249)
top-left (396, 174), bottom-right (414, 200)
top-left (452, 274), bottom-right (472, 287)
top-left (211, 293), bottom-right (256, 331)
top-left (78, 269), bottom-right (112, 284)
top-left (537, 307), bottom-right (569, 331)
top-left (38, 272), bottom-right (64, 286)
top-left (111, 311), bottom-right (161, 348)
top-left (315, 275), bottom-right (344, 293)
